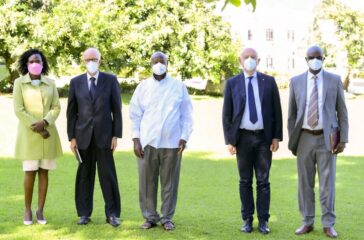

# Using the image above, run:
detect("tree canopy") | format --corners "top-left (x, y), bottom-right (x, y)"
top-left (222, 0), bottom-right (256, 11)
top-left (0, 0), bottom-right (240, 92)
top-left (315, 0), bottom-right (364, 89)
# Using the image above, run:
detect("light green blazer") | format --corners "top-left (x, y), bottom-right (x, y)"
top-left (13, 74), bottom-right (63, 160)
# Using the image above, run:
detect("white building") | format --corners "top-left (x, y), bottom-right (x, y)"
top-left (218, 0), bottom-right (320, 82)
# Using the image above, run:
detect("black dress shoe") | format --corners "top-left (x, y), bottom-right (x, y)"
top-left (258, 221), bottom-right (270, 234)
top-left (106, 215), bottom-right (120, 227)
top-left (240, 220), bottom-right (253, 233)
top-left (77, 216), bottom-right (90, 225)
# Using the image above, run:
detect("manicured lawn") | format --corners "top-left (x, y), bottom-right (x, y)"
top-left (0, 152), bottom-right (362, 240)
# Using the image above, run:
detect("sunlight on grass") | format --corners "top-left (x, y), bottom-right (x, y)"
top-left (0, 152), bottom-right (362, 239)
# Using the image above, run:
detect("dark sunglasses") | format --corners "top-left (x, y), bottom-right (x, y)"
top-left (307, 56), bottom-right (324, 60)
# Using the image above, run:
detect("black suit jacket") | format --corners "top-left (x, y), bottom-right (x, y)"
top-left (222, 72), bottom-right (283, 146)
top-left (67, 72), bottom-right (122, 149)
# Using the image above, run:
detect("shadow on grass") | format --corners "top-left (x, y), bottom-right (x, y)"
top-left (0, 152), bottom-right (362, 240)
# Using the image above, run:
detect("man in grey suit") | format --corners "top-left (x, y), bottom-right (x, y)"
top-left (288, 45), bottom-right (348, 238)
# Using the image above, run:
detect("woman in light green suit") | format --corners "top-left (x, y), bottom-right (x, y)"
top-left (13, 49), bottom-right (63, 225)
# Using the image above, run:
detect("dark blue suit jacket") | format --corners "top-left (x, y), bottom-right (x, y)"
top-left (67, 72), bottom-right (122, 149)
top-left (222, 72), bottom-right (282, 146)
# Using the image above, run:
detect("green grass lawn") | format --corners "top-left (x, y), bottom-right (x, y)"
top-left (0, 152), bottom-right (362, 240)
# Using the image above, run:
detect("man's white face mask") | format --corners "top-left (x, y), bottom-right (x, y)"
top-left (307, 58), bottom-right (323, 71)
top-left (152, 62), bottom-right (167, 75)
top-left (243, 57), bottom-right (257, 72)
top-left (86, 61), bottom-right (99, 74)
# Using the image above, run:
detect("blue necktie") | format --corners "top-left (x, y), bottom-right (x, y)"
top-left (248, 76), bottom-right (258, 124)
top-left (90, 77), bottom-right (96, 100)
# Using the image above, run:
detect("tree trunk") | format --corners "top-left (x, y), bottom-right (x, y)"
top-left (343, 68), bottom-right (350, 91)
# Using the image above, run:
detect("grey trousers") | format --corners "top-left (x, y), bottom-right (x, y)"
top-left (296, 131), bottom-right (336, 227)
top-left (138, 145), bottom-right (181, 224)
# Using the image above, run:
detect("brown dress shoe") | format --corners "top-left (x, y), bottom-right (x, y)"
top-left (295, 225), bottom-right (314, 235)
top-left (323, 227), bottom-right (338, 238)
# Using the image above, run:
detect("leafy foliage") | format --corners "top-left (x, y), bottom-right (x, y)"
top-left (315, 0), bottom-right (364, 89)
top-left (0, 0), bottom-right (240, 92)
top-left (222, 0), bottom-right (256, 11)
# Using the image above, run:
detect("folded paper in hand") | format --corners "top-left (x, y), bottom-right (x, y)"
top-left (75, 148), bottom-right (83, 164)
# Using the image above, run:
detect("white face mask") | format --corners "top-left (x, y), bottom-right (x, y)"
top-left (243, 57), bottom-right (257, 72)
top-left (152, 62), bottom-right (167, 75)
top-left (31, 79), bottom-right (41, 86)
top-left (308, 58), bottom-right (323, 71)
top-left (86, 61), bottom-right (99, 74)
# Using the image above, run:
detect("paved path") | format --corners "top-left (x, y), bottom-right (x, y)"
top-left (1, 90), bottom-right (363, 159)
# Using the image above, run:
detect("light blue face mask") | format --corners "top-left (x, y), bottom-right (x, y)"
top-left (31, 80), bottom-right (41, 86)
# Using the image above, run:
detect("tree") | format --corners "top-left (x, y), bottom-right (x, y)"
top-left (315, 0), bottom-right (364, 90)
top-left (0, 0), bottom-right (240, 92)
top-left (0, 0), bottom-right (50, 92)
top-left (222, 0), bottom-right (256, 11)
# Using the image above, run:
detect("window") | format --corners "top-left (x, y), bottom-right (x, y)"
top-left (288, 58), bottom-right (295, 69)
top-left (266, 29), bottom-right (273, 41)
top-left (287, 30), bottom-right (295, 42)
top-left (266, 57), bottom-right (273, 68)
top-left (248, 29), bottom-right (252, 40)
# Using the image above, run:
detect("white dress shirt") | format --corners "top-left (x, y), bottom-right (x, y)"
top-left (240, 71), bottom-right (264, 130)
top-left (129, 74), bottom-right (193, 149)
top-left (302, 70), bottom-right (324, 130)
top-left (87, 71), bottom-right (99, 90)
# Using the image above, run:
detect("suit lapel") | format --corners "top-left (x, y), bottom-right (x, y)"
top-left (299, 72), bottom-right (308, 114)
top-left (257, 72), bottom-right (265, 103)
top-left (237, 72), bottom-right (246, 97)
top-left (322, 70), bottom-right (329, 105)
top-left (93, 72), bottom-right (107, 102)
top-left (81, 74), bottom-right (92, 101)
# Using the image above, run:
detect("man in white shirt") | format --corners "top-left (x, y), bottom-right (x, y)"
top-left (129, 51), bottom-right (193, 231)
top-left (288, 45), bottom-right (348, 238)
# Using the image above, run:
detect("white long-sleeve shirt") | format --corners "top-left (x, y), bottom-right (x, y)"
top-left (129, 74), bottom-right (193, 149)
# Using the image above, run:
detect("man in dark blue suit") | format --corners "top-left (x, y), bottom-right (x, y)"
top-left (222, 48), bottom-right (282, 234)
top-left (67, 48), bottom-right (122, 227)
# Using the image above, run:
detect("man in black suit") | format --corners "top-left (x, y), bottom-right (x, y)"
top-left (222, 48), bottom-right (282, 234)
top-left (67, 47), bottom-right (122, 227)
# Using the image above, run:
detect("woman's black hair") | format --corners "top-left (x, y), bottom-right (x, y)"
top-left (17, 48), bottom-right (50, 75)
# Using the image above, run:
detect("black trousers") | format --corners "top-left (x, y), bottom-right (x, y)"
top-left (75, 134), bottom-right (121, 218)
top-left (236, 129), bottom-right (272, 222)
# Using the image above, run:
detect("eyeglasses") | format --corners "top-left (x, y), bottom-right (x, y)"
top-left (307, 56), bottom-right (324, 60)
top-left (84, 58), bottom-right (99, 62)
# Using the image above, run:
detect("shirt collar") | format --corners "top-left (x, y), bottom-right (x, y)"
top-left (243, 71), bottom-right (257, 79)
top-left (307, 69), bottom-right (323, 80)
top-left (152, 73), bottom-right (169, 83)
top-left (21, 73), bottom-right (49, 85)
top-left (87, 71), bottom-right (99, 81)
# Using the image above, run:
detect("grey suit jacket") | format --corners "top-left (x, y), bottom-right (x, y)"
top-left (287, 70), bottom-right (349, 155)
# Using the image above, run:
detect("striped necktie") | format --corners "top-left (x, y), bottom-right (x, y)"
top-left (307, 75), bottom-right (319, 128)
